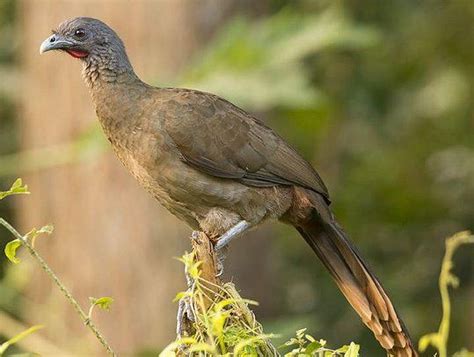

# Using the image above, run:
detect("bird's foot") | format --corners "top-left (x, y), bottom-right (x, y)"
top-left (176, 242), bottom-right (198, 338)
top-left (176, 285), bottom-right (196, 338)
top-left (213, 220), bottom-right (252, 277)
top-left (215, 246), bottom-right (228, 277)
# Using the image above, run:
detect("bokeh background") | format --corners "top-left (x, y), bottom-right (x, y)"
top-left (0, 0), bottom-right (473, 355)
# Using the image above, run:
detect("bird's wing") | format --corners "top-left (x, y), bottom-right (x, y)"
top-left (162, 89), bottom-right (330, 202)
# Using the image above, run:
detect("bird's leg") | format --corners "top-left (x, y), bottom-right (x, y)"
top-left (215, 220), bottom-right (252, 250)
top-left (214, 220), bottom-right (252, 276)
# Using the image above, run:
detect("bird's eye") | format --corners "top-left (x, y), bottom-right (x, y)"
top-left (74, 29), bottom-right (86, 38)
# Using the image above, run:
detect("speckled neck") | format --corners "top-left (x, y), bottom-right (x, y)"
top-left (81, 44), bottom-right (138, 88)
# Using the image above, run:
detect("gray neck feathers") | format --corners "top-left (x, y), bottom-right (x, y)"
top-left (82, 39), bottom-right (138, 88)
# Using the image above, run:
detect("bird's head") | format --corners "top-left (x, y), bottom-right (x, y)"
top-left (40, 17), bottom-right (133, 80)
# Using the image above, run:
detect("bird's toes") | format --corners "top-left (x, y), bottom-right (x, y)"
top-left (191, 230), bottom-right (201, 241)
top-left (176, 293), bottom-right (195, 338)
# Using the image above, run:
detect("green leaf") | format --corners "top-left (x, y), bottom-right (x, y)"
top-left (159, 337), bottom-right (196, 357)
top-left (188, 342), bottom-right (215, 353)
top-left (343, 342), bottom-right (360, 357)
top-left (211, 310), bottom-right (230, 338)
top-left (233, 334), bottom-right (276, 355)
top-left (305, 340), bottom-right (323, 354)
top-left (173, 290), bottom-right (192, 302)
top-left (89, 296), bottom-right (114, 311)
top-left (295, 328), bottom-right (307, 339)
top-left (0, 324), bottom-right (43, 356)
top-left (4, 239), bottom-right (22, 264)
top-left (188, 261), bottom-right (202, 279)
top-left (0, 178), bottom-right (30, 200)
top-left (283, 338), bottom-right (299, 347)
top-left (26, 224), bottom-right (54, 247)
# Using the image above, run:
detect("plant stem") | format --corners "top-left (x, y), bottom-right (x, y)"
top-left (0, 218), bottom-right (116, 356)
top-left (437, 231), bottom-right (474, 357)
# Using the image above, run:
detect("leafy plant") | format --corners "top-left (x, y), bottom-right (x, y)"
top-left (88, 296), bottom-right (114, 320)
top-left (161, 252), bottom-right (359, 356)
top-left (180, 6), bottom-right (379, 111)
top-left (418, 231), bottom-right (474, 357)
top-left (0, 179), bottom-right (116, 356)
top-left (0, 178), bottom-right (29, 200)
top-left (282, 328), bottom-right (359, 357)
top-left (160, 251), bottom-right (279, 356)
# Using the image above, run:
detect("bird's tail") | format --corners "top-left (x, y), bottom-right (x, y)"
top-left (291, 191), bottom-right (417, 356)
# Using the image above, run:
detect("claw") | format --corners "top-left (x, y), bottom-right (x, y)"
top-left (176, 285), bottom-right (195, 338)
top-left (191, 230), bottom-right (200, 241)
top-left (177, 248), bottom-right (197, 338)
top-left (176, 298), bottom-right (187, 338)
top-left (215, 246), bottom-right (227, 277)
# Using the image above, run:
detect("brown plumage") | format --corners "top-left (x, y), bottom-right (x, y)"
top-left (40, 17), bottom-right (417, 356)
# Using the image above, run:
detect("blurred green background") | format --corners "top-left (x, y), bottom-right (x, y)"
top-left (0, 0), bottom-right (473, 355)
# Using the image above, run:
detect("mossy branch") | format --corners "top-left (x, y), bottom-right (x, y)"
top-left (163, 232), bottom-right (279, 356)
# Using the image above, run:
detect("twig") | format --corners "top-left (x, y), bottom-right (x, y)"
top-left (0, 218), bottom-right (116, 356)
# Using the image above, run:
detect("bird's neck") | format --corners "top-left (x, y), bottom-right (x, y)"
top-left (82, 54), bottom-right (139, 88)
top-left (84, 63), bottom-right (149, 142)
top-left (81, 52), bottom-right (146, 113)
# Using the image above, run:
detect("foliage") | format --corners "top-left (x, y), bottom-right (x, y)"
top-left (161, 252), bottom-right (278, 356)
top-left (0, 324), bottom-right (43, 356)
top-left (161, 252), bottom-right (359, 356)
top-left (282, 328), bottom-right (359, 357)
top-left (178, 2), bottom-right (474, 352)
top-left (0, 179), bottom-right (115, 356)
top-left (418, 231), bottom-right (474, 357)
top-left (88, 296), bottom-right (114, 320)
top-left (0, 178), bottom-right (29, 201)
top-left (181, 5), bottom-right (378, 111)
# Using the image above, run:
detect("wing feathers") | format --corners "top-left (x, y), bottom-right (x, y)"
top-left (163, 89), bottom-right (330, 201)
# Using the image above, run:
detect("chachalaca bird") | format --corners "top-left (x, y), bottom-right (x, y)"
top-left (40, 17), bottom-right (417, 356)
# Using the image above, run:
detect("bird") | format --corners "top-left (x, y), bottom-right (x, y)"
top-left (40, 17), bottom-right (417, 356)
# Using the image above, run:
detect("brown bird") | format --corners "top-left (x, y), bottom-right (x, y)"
top-left (40, 17), bottom-right (417, 356)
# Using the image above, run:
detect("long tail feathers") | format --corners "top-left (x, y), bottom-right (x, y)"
top-left (296, 213), bottom-right (417, 356)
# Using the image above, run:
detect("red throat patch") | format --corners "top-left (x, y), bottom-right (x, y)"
top-left (66, 49), bottom-right (88, 58)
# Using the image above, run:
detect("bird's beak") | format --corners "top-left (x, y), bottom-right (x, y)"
top-left (39, 34), bottom-right (74, 54)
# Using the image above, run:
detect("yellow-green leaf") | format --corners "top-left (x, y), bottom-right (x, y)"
top-left (0, 324), bottom-right (43, 356)
top-left (89, 296), bottom-right (114, 310)
top-left (159, 337), bottom-right (196, 357)
top-left (173, 291), bottom-right (193, 302)
top-left (4, 239), bottom-right (22, 264)
top-left (26, 224), bottom-right (54, 247)
top-left (0, 178), bottom-right (30, 200)
top-left (233, 334), bottom-right (276, 355)
top-left (211, 310), bottom-right (229, 338)
top-left (343, 342), bottom-right (360, 357)
top-left (188, 342), bottom-right (215, 353)
top-left (295, 328), bottom-right (307, 339)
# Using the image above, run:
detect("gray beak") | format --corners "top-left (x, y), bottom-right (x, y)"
top-left (39, 34), bottom-right (74, 54)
